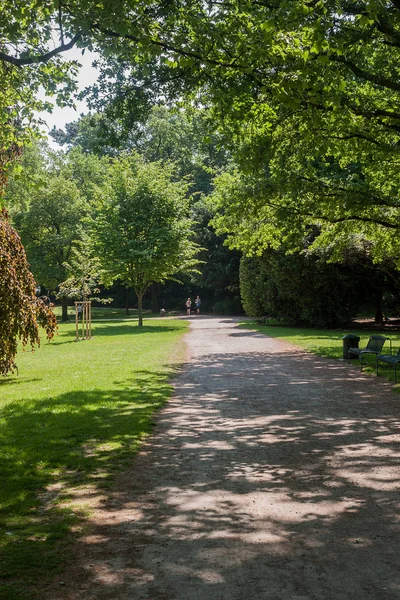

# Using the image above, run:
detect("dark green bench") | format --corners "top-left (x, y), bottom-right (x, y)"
top-left (348, 335), bottom-right (391, 366)
top-left (377, 349), bottom-right (400, 383)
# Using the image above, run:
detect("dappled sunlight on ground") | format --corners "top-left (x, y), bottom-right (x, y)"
top-left (45, 318), bottom-right (400, 600)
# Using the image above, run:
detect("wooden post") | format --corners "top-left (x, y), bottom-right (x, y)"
top-left (75, 301), bottom-right (92, 341)
top-left (89, 302), bottom-right (92, 338)
top-left (75, 302), bottom-right (79, 341)
top-left (85, 302), bottom-right (89, 339)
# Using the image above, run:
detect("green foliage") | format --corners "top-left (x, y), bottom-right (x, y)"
top-left (50, 106), bottom-right (230, 195)
top-left (93, 153), bottom-right (201, 325)
top-left (239, 253), bottom-right (271, 319)
top-left (5, 0), bottom-right (400, 308)
top-left (3, 142), bottom-right (48, 212)
top-left (190, 197), bottom-right (241, 308)
top-left (50, 108), bottom-right (239, 312)
top-left (56, 233), bottom-right (106, 302)
top-left (50, 113), bottom-right (123, 156)
top-left (13, 175), bottom-right (86, 294)
top-left (0, 1), bottom-right (80, 157)
top-left (194, 2), bottom-right (400, 260)
top-left (0, 209), bottom-right (57, 375)
top-left (7, 144), bottom-right (109, 321)
top-left (240, 248), bottom-right (367, 328)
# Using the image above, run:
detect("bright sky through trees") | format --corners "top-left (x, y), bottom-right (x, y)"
top-left (36, 47), bottom-right (99, 139)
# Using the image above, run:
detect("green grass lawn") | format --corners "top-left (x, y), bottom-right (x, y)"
top-left (0, 317), bottom-right (188, 600)
top-left (242, 321), bottom-right (400, 383)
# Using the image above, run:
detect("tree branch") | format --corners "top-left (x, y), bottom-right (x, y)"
top-left (307, 101), bottom-right (400, 124)
top-left (331, 55), bottom-right (400, 92)
top-left (297, 175), bottom-right (399, 213)
top-left (58, 1), bottom-right (65, 46)
top-left (89, 24), bottom-right (260, 76)
top-left (319, 215), bottom-right (399, 229)
top-left (0, 33), bottom-right (82, 67)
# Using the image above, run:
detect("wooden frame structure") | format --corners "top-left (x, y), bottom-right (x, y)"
top-left (75, 301), bottom-right (92, 341)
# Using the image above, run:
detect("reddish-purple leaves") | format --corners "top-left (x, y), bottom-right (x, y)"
top-left (0, 208), bottom-right (57, 375)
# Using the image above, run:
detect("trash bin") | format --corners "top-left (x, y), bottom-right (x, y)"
top-left (342, 334), bottom-right (360, 359)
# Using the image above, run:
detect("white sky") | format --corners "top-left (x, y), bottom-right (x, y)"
top-left (37, 47), bottom-right (100, 138)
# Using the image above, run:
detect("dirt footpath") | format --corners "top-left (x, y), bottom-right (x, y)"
top-left (48, 317), bottom-right (400, 600)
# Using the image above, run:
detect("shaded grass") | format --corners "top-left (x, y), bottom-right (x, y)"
top-left (241, 321), bottom-right (400, 384)
top-left (52, 305), bottom-right (178, 321)
top-left (0, 318), bottom-right (188, 599)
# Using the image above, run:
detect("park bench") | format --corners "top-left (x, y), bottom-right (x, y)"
top-left (376, 349), bottom-right (400, 383)
top-left (348, 335), bottom-right (391, 366)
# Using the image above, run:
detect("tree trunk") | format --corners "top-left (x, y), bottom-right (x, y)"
top-left (374, 288), bottom-right (384, 324)
top-left (61, 296), bottom-right (69, 322)
top-left (137, 292), bottom-right (144, 327)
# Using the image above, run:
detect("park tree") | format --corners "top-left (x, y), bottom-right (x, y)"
top-left (0, 208), bottom-right (57, 375)
top-left (12, 172), bottom-right (88, 321)
top-left (0, 142), bottom-right (57, 376)
top-left (50, 113), bottom-right (124, 156)
top-left (93, 153), bottom-right (201, 326)
top-left (67, 0), bottom-right (400, 261)
top-left (57, 233), bottom-right (106, 303)
top-left (6, 144), bottom-right (109, 320)
top-left (239, 231), bottom-right (400, 327)
top-left (50, 106), bottom-right (230, 194)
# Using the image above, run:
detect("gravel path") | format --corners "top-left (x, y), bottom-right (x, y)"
top-left (48, 317), bottom-right (400, 600)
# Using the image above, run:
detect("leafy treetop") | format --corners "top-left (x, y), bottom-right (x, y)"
top-left (93, 153), bottom-right (201, 325)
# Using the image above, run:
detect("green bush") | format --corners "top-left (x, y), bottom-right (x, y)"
top-left (212, 297), bottom-right (243, 315)
top-left (240, 250), bottom-right (363, 327)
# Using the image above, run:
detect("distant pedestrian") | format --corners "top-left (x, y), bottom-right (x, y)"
top-left (185, 297), bottom-right (192, 315)
top-left (195, 295), bottom-right (201, 314)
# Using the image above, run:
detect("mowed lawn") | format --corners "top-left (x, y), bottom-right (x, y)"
top-left (0, 316), bottom-right (188, 600)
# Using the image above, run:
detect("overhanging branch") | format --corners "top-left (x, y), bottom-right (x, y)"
top-left (331, 55), bottom-right (400, 92)
top-left (0, 33), bottom-right (82, 67)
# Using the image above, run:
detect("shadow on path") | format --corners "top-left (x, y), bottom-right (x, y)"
top-left (47, 339), bottom-right (400, 600)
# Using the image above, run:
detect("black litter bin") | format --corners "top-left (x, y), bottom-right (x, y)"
top-left (343, 334), bottom-right (360, 359)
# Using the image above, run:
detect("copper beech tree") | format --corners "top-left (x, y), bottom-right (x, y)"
top-left (0, 207), bottom-right (57, 375)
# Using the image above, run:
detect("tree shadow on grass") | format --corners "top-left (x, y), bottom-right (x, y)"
top-left (41, 349), bottom-right (400, 600)
top-left (0, 377), bottom-right (41, 387)
top-left (0, 370), bottom-right (173, 599)
top-left (52, 322), bottom-right (186, 346)
top-left (92, 323), bottom-right (184, 337)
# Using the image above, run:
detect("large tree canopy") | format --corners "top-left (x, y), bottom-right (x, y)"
top-left (2, 0), bottom-right (400, 259)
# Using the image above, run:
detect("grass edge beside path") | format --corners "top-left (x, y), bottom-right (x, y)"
top-left (240, 320), bottom-right (400, 387)
top-left (0, 318), bottom-right (188, 600)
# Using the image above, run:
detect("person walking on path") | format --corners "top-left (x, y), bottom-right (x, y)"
top-left (185, 297), bottom-right (192, 315)
top-left (195, 295), bottom-right (201, 314)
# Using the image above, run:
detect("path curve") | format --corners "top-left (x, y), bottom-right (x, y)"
top-left (48, 317), bottom-right (400, 600)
